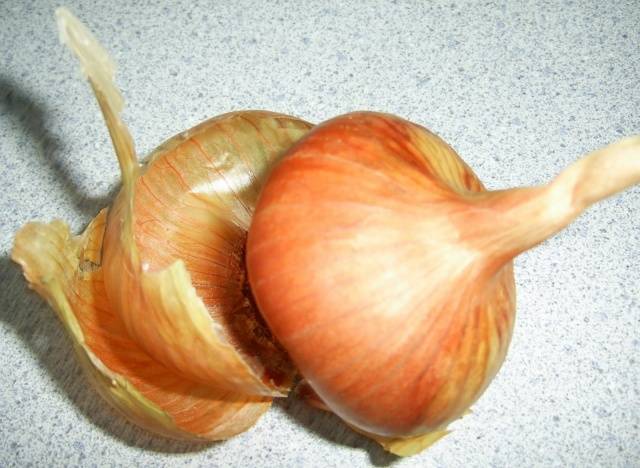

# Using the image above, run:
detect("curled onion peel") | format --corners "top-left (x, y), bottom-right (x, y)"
top-left (247, 112), bottom-right (640, 451)
top-left (12, 210), bottom-right (270, 440)
top-left (101, 110), bottom-right (311, 395)
top-left (13, 8), bottom-right (310, 440)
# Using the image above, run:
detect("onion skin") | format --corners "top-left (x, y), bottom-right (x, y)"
top-left (102, 111), bottom-right (311, 396)
top-left (247, 111), bottom-right (640, 440)
top-left (12, 210), bottom-right (272, 441)
top-left (11, 7), bottom-right (310, 441)
top-left (54, 8), bottom-right (310, 397)
top-left (247, 112), bottom-right (516, 437)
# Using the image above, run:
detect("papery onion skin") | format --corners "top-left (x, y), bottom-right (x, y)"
top-left (247, 112), bottom-right (516, 437)
top-left (11, 7), bottom-right (309, 441)
top-left (54, 7), bottom-right (310, 397)
top-left (12, 210), bottom-right (272, 441)
top-left (102, 111), bottom-right (311, 396)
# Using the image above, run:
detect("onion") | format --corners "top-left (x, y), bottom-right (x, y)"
top-left (12, 8), bottom-right (311, 440)
top-left (247, 112), bottom-right (640, 449)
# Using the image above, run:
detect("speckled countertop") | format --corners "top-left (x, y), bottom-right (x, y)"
top-left (1, 1), bottom-right (639, 466)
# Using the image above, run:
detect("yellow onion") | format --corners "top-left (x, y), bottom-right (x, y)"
top-left (247, 112), bottom-right (640, 453)
top-left (12, 8), bottom-right (311, 440)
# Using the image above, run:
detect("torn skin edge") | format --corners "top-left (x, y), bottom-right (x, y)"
top-left (12, 210), bottom-right (271, 441)
top-left (57, 7), bottom-right (298, 397)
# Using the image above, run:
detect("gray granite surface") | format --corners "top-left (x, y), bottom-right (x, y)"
top-left (1, 1), bottom-right (639, 466)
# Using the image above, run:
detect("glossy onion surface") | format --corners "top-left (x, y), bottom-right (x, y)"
top-left (248, 112), bottom-right (516, 437)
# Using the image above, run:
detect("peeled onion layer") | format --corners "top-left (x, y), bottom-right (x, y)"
top-left (10, 8), bottom-right (312, 441)
top-left (55, 8), bottom-right (311, 398)
top-left (247, 112), bottom-right (640, 447)
top-left (12, 210), bottom-right (271, 440)
top-left (102, 111), bottom-right (310, 396)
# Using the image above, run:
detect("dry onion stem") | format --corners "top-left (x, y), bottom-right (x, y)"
top-left (12, 8), bottom-right (311, 440)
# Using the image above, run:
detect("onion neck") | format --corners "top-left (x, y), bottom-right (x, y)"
top-left (469, 136), bottom-right (640, 266)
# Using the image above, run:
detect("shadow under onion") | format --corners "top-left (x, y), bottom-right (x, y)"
top-left (274, 395), bottom-right (400, 466)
